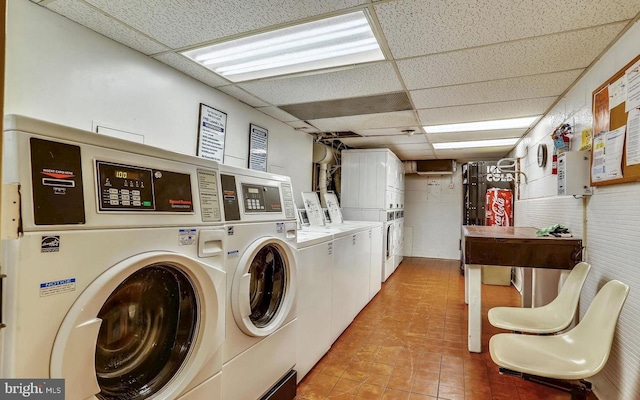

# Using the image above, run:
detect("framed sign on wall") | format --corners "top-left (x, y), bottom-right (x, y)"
top-left (196, 103), bottom-right (227, 163)
top-left (248, 123), bottom-right (268, 172)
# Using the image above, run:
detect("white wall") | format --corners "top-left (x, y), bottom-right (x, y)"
top-left (4, 0), bottom-right (312, 205)
top-left (511, 18), bottom-right (640, 400)
top-left (404, 172), bottom-right (462, 260)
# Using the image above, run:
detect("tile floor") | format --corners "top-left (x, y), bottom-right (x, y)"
top-left (295, 257), bottom-right (597, 400)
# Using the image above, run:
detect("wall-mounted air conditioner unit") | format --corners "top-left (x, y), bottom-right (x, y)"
top-left (404, 160), bottom-right (456, 175)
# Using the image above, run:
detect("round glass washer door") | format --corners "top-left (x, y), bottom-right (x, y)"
top-left (232, 238), bottom-right (296, 337)
top-left (95, 265), bottom-right (196, 400)
top-left (50, 252), bottom-right (225, 400)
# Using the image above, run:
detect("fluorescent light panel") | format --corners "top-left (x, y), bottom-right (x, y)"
top-left (181, 11), bottom-right (384, 82)
top-left (433, 138), bottom-right (519, 150)
top-left (424, 116), bottom-right (539, 134)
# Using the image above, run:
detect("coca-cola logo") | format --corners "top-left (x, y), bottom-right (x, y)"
top-left (492, 197), bottom-right (509, 226)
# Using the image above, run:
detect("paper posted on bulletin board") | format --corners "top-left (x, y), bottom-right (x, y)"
top-left (591, 57), bottom-right (640, 183)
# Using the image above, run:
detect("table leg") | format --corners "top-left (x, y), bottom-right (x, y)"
top-left (464, 263), bottom-right (469, 304)
top-left (521, 267), bottom-right (532, 308)
top-left (467, 264), bottom-right (482, 353)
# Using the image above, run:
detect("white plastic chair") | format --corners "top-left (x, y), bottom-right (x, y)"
top-left (489, 279), bottom-right (629, 400)
top-left (488, 262), bottom-right (591, 334)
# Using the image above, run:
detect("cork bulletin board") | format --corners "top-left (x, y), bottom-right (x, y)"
top-left (591, 53), bottom-right (640, 186)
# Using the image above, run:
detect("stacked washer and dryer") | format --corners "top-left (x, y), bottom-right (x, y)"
top-left (1, 115), bottom-right (227, 399)
top-left (341, 148), bottom-right (405, 282)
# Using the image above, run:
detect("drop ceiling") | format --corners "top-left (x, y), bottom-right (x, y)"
top-left (34, 0), bottom-right (640, 161)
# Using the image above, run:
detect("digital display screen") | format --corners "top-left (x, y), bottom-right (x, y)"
top-left (248, 188), bottom-right (259, 194)
top-left (114, 170), bottom-right (141, 180)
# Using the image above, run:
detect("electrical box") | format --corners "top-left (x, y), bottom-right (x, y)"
top-left (558, 151), bottom-right (592, 196)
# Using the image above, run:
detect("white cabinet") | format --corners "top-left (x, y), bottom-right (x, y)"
top-left (331, 234), bottom-right (358, 342)
top-left (557, 151), bottom-right (592, 196)
top-left (353, 230), bottom-right (371, 316)
top-left (296, 239), bottom-right (333, 382)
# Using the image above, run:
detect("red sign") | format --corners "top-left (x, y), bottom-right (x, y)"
top-left (485, 189), bottom-right (513, 226)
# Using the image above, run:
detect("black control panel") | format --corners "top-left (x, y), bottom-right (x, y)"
top-left (96, 161), bottom-right (193, 212)
top-left (242, 183), bottom-right (282, 213)
top-left (30, 138), bottom-right (86, 225)
top-left (221, 174), bottom-right (240, 221)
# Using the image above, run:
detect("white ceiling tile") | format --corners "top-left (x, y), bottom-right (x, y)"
top-left (434, 147), bottom-right (513, 162)
top-left (257, 107), bottom-right (299, 122)
top-left (339, 135), bottom-right (428, 147)
top-left (217, 86), bottom-right (270, 107)
top-left (398, 23), bottom-right (625, 90)
top-left (297, 126), bottom-right (321, 133)
top-left (83, 0), bottom-right (366, 48)
top-left (238, 62), bottom-right (403, 105)
top-left (286, 120), bottom-right (322, 134)
top-left (309, 110), bottom-right (418, 132)
top-left (353, 126), bottom-right (423, 137)
top-left (426, 128), bottom-right (527, 143)
top-left (410, 70), bottom-right (583, 109)
top-left (392, 149), bottom-right (437, 160)
top-left (287, 121), bottom-right (313, 128)
top-left (388, 143), bottom-right (433, 151)
top-left (417, 97), bottom-right (556, 126)
top-left (375, 0), bottom-right (640, 58)
top-left (153, 53), bottom-right (230, 87)
top-left (45, 0), bottom-right (169, 55)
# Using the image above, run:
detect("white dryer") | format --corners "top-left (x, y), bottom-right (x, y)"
top-left (393, 210), bottom-right (404, 269)
top-left (218, 165), bottom-right (298, 400)
top-left (1, 116), bottom-right (228, 400)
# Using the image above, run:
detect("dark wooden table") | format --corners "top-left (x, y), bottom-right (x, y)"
top-left (462, 225), bottom-right (582, 352)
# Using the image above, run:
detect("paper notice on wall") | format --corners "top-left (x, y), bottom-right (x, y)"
top-left (593, 85), bottom-right (610, 134)
top-left (626, 59), bottom-right (640, 112)
top-left (609, 76), bottom-right (627, 110)
top-left (592, 131), bottom-right (606, 182)
top-left (579, 127), bottom-right (593, 151)
top-left (626, 109), bottom-right (640, 166)
top-left (605, 126), bottom-right (625, 179)
top-left (591, 127), bottom-right (625, 182)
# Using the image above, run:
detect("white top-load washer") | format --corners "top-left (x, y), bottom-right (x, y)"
top-left (341, 208), bottom-right (396, 282)
top-left (217, 164), bottom-right (298, 400)
top-left (293, 218), bottom-right (333, 383)
top-left (299, 192), bottom-right (379, 342)
top-left (1, 115), bottom-right (227, 400)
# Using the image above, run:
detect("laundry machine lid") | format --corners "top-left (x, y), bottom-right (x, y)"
top-left (231, 237), bottom-right (296, 337)
top-left (50, 251), bottom-right (225, 400)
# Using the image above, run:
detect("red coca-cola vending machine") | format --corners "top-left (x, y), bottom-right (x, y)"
top-left (485, 188), bottom-right (513, 226)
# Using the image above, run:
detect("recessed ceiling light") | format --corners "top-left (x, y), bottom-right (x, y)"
top-left (181, 11), bottom-right (384, 82)
top-left (424, 116), bottom-right (539, 134)
top-left (432, 138), bottom-right (520, 150)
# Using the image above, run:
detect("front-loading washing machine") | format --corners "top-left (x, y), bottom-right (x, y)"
top-left (218, 164), bottom-right (298, 400)
top-left (1, 115), bottom-right (227, 400)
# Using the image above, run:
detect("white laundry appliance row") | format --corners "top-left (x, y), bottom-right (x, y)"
top-left (340, 148), bottom-right (406, 281)
top-left (294, 191), bottom-right (382, 382)
top-left (0, 115), bottom-right (298, 400)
